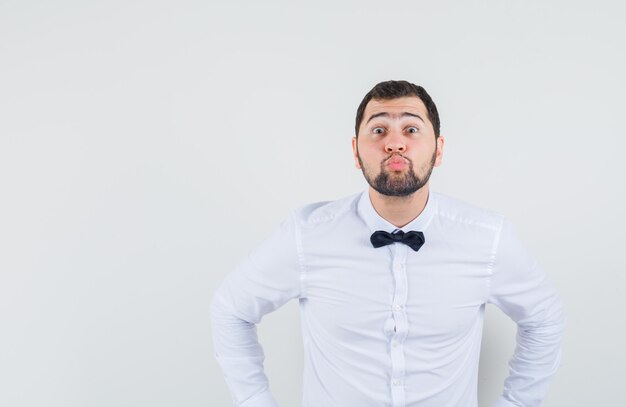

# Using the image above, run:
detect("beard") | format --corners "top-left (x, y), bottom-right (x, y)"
top-left (357, 148), bottom-right (437, 197)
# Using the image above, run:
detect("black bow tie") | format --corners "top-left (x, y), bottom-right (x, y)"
top-left (370, 230), bottom-right (425, 252)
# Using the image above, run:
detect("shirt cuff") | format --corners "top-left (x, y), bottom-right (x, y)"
top-left (239, 388), bottom-right (280, 407)
top-left (492, 396), bottom-right (521, 407)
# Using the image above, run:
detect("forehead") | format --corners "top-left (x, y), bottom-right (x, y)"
top-left (363, 96), bottom-right (428, 119)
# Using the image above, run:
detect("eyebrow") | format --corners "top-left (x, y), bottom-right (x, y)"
top-left (366, 112), bottom-right (426, 124)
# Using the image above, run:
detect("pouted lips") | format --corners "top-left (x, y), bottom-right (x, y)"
top-left (386, 156), bottom-right (408, 171)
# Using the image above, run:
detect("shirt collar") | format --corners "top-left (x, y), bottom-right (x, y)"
top-left (356, 188), bottom-right (437, 234)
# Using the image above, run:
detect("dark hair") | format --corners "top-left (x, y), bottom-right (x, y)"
top-left (355, 80), bottom-right (440, 137)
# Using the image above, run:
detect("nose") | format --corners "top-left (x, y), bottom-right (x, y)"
top-left (385, 130), bottom-right (406, 153)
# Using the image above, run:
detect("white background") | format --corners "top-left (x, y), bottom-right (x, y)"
top-left (1, 1), bottom-right (625, 406)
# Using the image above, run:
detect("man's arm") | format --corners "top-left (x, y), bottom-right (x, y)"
top-left (211, 212), bottom-right (302, 407)
top-left (488, 218), bottom-right (565, 407)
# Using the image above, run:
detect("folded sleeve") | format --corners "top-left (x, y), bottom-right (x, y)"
top-left (211, 212), bottom-right (303, 407)
top-left (487, 218), bottom-right (566, 407)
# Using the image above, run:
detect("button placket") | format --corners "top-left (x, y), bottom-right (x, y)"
top-left (389, 244), bottom-right (408, 407)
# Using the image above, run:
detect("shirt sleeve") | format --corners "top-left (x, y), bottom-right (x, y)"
top-left (487, 218), bottom-right (565, 407)
top-left (210, 212), bottom-right (302, 407)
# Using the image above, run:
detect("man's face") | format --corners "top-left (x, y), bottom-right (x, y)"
top-left (352, 96), bottom-right (444, 197)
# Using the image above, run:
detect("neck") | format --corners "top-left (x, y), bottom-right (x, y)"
top-left (369, 184), bottom-right (430, 228)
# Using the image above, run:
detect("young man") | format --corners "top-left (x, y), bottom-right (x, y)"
top-left (211, 80), bottom-right (565, 407)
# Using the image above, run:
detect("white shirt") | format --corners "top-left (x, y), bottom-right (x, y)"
top-left (211, 189), bottom-right (565, 407)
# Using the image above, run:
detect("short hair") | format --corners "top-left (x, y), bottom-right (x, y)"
top-left (355, 80), bottom-right (440, 138)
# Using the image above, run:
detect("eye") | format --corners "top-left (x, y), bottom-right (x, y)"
top-left (372, 127), bottom-right (385, 134)
top-left (406, 126), bottom-right (419, 134)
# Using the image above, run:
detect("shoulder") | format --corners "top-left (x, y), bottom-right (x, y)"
top-left (432, 191), bottom-right (505, 233)
top-left (291, 191), bottom-right (361, 227)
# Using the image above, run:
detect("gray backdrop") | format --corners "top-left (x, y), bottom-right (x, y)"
top-left (1, 1), bottom-right (624, 406)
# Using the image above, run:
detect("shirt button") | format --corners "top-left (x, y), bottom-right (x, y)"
top-left (392, 341), bottom-right (399, 348)
top-left (393, 304), bottom-right (402, 311)
top-left (393, 380), bottom-right (402, 386)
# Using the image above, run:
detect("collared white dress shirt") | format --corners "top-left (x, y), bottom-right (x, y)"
top-left (211, 189), bottom-right (565, 407)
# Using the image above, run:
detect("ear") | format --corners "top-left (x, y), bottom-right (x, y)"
top-left (351, 136), bottom-right (361, 169)
top-left (434, 135), bottom-right (445, 167)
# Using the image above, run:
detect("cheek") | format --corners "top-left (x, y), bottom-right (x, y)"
top-left (357, 139), bottom-right (381, 156)
top-left (416, 139), bottom-right (437, 157)
top-left (358, 148), bottom-right (378, 166)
